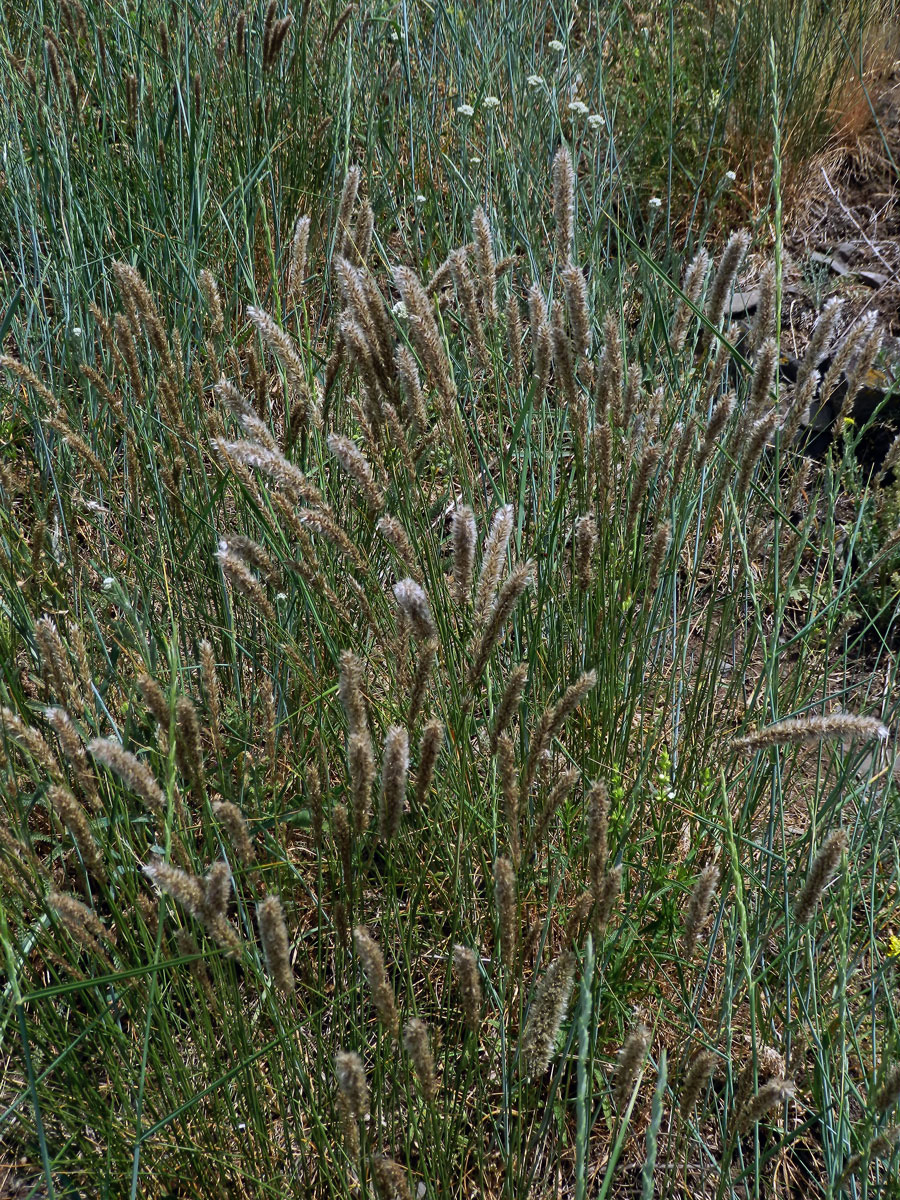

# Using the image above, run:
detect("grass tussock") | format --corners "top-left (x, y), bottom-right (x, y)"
top-left (1, 2), bottom-right (899, 1198)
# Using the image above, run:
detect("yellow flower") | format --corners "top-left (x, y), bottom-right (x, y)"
top-left (887, 933), bottom-right (900, 959)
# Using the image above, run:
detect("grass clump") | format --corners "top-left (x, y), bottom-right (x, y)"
top-left (1, 2), bottom-right (899, 1199)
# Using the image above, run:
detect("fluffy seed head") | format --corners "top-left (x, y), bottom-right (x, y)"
top-left (748, 263), bottom-right (776, 350)
top-left (494, 856), bottom-right (517, 970)
top-left (451, 506), bottom-right (477, 604)
top-left (670, 248), bottom-right (710, 353)
top-left (144, 859), bottom-right (204, 917)
top-left (48, 785), bottom-right (104, 880)
top-left (701, 230), bottom-right (750, 349)
top-left (551, 321), bottom-right (578, 406)
top-left (35, 616), bottom-right (78, 708)
top-left (698, 392), bottom-right (736, 467)
top-left (552, 145), bottom-right (575, 263)
top-left (574, 515), bottom-right (597, 591)
top-left (679, 1048), bottom-right (718, 1119)
top-left (246, 306), bottom-right (320, 429)
top-left (614, 1024), bottom-right (651, 1107)
top-left (371, 1156), bottom-right (414, 1200)
top-left (201, 861), bottom-right (232, 922)
top-left (586, 781), bottom-right (609, 894)
top-left (507, 287), bottom-right (524, 391)
top-left (379, 725), bottom-right (409, 841)
top-left (335, 1050), bottom-right (370, 1122)
top-left (393, 578), bottom-right (437, 642)
top-left (561, 263), bottom-right (591, 357)
top-left (287, 214), bottom-right (311, 297)
top-left (452, 945), bottom-right (482, 1033)
top-left (349, 730), bottom-right (376, 836)
top-left (737, 1077), bottom-right (795, 1133)
top-left (682, 861), bottom-right (720, 957)
top-left (870, 1125), bottom-right (900, 1159)
top-left (45, 707), bottom-right (98, 811)
top-left (338, 650), bottom-right (368, 738)
top-left (407, 638), bottom-right (437, 729)
top-left (335, 165), bottom-right (361, 255)
top-left (497, 732), bottom-right (520, 865)
top-left (469, 561), bottom-right (535, 684)
top-left (403, 1018), bottom-right (438, 1102)
top-left (475, 504), bottom-right (515, 618)
top-left (876, 1065), bottom-right (900, 1114)
top-left (794, 829), bottom-right (847, 925)
top-left (521, 950), bottom-right (576, 1077)
top-left (175, 695), bottom-right (203, 787)
top-left (49, 890), bottom-right (112, 957)
top-left (526, 767), bottom-right (579, 858)
top-left (377, 515), bottom-right (417, 575)
top-left (594, 864), bottom-right (622, 937)
top-left (472, 205), bottom-right (497, 322)
top-left (212, 801), bottom-right (255, 865)
top-left (733, 713), bottom-right (889, 753)
top-left (353, 926), bottom-right (399, 1038)
top-left (257, 894), bottom-right (295, 995)
top-left (89, 738), bottom-right (165, 818)
top-left (327, 433), bottom-right (384, 512)
top-left (415, 719), bottom-right (443, 808)
top-left (491, 661), bottom-right (528, 752)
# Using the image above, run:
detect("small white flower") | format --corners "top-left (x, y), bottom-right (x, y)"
top-left (724, 170), bottom-right (736, 182)
top-left (389, 29), bottom-right (399, 42)
top-left (415, 193), bottom-right (426, 203)
top-left (483, 95), bottom-right (501, 109)
top-left (275, 592), bottom-right (287, 601)
top-left (456, 104), bottom-right (475, 117)
top-left (102, 577), bottom-right (115, 591)
top-left (567, 100), bottom-right (588, 115)
top-left (526, 74), bottom-right (545, 88)
top-left (548, 39), bottom-right (565, 51)
top-left (392, 300), bottom-right (409, 318)
top-left (470, 155), bottom-right (481, 164)
top-left (587, 113), bottom-right (605, 129)
top-left (71, 326), bottom-right (82, 337)
top-left (649, 196), bottom-right (662, 209)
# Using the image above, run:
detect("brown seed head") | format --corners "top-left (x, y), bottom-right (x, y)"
top-left (257, 894), bottom-right (294, 995)
top-left (522, 950), bottom-right (576, 1077)
top-left (212, 801), bottom-right (255, 865)
top-left (89, 738), bottom-right (166, 818)
top-left (379, 725), bottom-right (409, 841)
top-left (335, 1050), bottom-right (370, 1122)
top-left (452, 945), bottom-right (482, 1033)
top-left (353, 926), bottom-right (399, 1038)
top-left (494, 856), bottom-right (517, 970)
top-left (795, 829), bottom-right (847, 925)
top-left (682, 860), bottom-right (720, 957)
top-left (551, 145), bottom-right (575, 263)
top-left (403, 1017), bottom-right (438, 1103)
top-left (679, 1048), bottom-right (718, 1120)
top-left (451, 506), bottom-right (477, 604)
top-left (415, 719), bottom-right (443, 808)
top-left (613, 1024), bottom-right (652, 1107)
